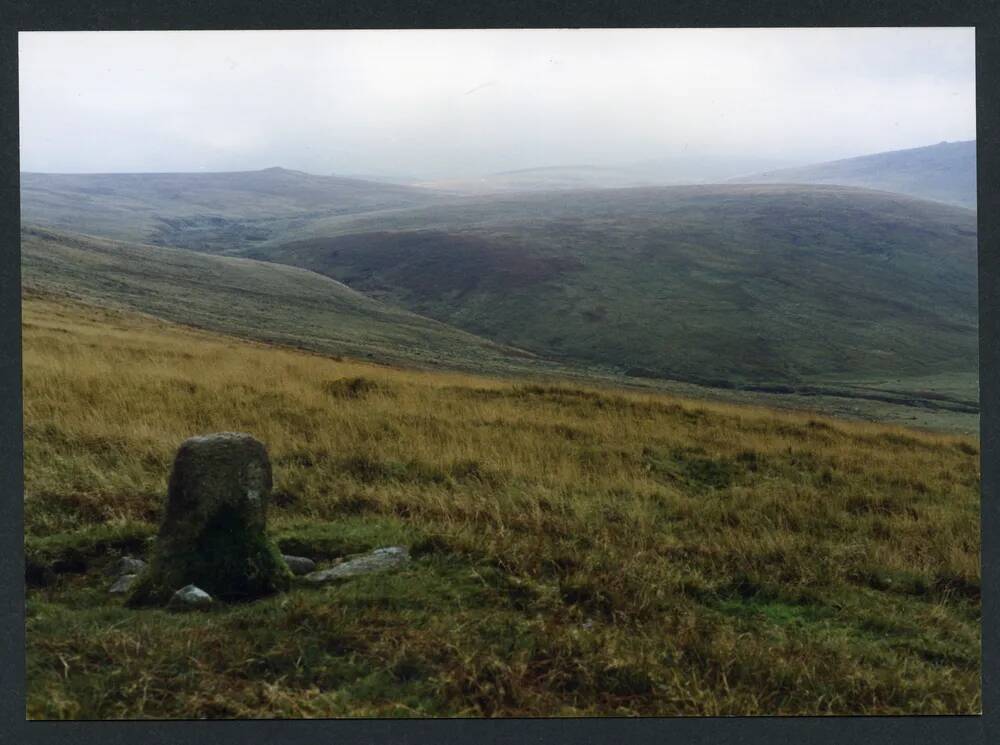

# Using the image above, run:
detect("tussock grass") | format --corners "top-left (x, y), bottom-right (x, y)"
top-left (23, 296), bottom-right (980, 717)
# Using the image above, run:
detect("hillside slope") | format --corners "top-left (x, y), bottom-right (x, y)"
top-left (24, 295), bottom-right (981, 717)
top-left (729, 141), bottom-right (977, 208)
top-left (249, 184), bottom-right (979, 400)
top-left (20, 167), bottom-right (449, 253)
top-left (23, 222), bottom-right (980, 432)
top-left (20, 225), bottom-right (553, 376)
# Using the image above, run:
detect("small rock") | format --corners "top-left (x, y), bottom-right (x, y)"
top-left (105, 556), bottom-right (148, 578)
top-left (167, 584), bottom-right (213, 610)
top-left (109, 574), bottom-right (138, 594)
top-left (282, 555), bottom-right (316, 576)
top-left (305, 546), bottom-right (410, 584)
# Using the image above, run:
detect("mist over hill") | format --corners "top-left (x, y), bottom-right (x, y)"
top-left (730, 141), bottom-right (977, 209)
top-left (19, 145), bottom-right (980, 421)
top-left (418, 155), bottom-right (800, 193)
top-left (20, 167), bottom-right (450, 253)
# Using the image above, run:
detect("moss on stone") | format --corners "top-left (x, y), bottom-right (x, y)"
top-left (127, 433), bottom-right (292, 607)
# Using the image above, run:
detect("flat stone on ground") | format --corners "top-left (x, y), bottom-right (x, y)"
top-left (282, 555), bottom-right (316, 575)
top-left (105, 556), bottom-right (148, 578)
top-left (305, 546), bottom-right (410, 584)
top-left (109, 574), bottom-right (138, 594)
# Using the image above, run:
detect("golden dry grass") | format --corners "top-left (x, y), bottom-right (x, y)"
top-left (23, 294), bottom-right (981, 717)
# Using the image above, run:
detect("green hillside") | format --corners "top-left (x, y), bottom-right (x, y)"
top-left (20, 168), bottom-right (448, 253)
top-left (19, 170), bottom-right (980, 429)
top-left (248, 184), bottom-right (978, 400)
top-left (730, 141), bottom-right (977, 209)
top-left (22, 223), bottom-right (977, 432)
top-left (20, 225), bottom-right (555, 376)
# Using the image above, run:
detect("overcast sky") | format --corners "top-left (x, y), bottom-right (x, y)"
top-left (18, 28), bottom-right (976, 179)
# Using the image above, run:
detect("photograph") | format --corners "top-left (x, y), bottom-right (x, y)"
top-left (18, 27), bottom-right (981, 718)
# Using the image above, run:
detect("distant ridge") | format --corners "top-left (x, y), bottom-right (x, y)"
top-left (20, 167), bottom-right (449, 253)
top-left (730, 140), bottom-right (976, 209)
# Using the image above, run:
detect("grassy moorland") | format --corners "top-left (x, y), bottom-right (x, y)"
top-left (19, 170), bottom-right (980, 413)
top-left (24, 295), bottom-right (980, 718)
top-left (253, 185), bottom-right (978, 400)
top-left (19, 225), bottom-right (556, 377)
top-left (21, 224), bottom-right (979, 433)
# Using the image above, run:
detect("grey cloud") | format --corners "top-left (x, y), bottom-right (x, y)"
top-left (18, 28), bottom-right (975, 179)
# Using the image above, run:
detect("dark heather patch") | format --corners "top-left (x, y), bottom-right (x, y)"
top-left (279, 230), bottom-right (583, 296)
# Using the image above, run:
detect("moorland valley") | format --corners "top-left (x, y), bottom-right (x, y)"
top-left (20, 138), bottom-right (982, 717)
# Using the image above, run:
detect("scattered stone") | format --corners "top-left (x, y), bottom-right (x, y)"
top-left (105, 556), bottom-right (148, 578)
top-left (282, 555), bottom-right (316, 576)
top-left (167, 584), bottom-right (213, 610)
top-left (109, 574), bottom-right (138, 594)
top-left (127, 432), bottom-right (292, 607)
top-left (305, 546), bottom-right (410, 584)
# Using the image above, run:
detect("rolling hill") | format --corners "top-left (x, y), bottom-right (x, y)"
top-left (20, 225), bottom-right (559, 376)
top-left (729, 141), bottom-right (977, 209)
top-left (19, 163), bottom-right (981, 428)
top-left (246, 184), bottom-right (978, 404)
top-left (22, 220), bottom-right (978, 432)
top-left (20, 167), bottom-right (450, 253)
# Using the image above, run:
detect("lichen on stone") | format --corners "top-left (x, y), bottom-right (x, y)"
top-left (128, 432), bottom-right (292, 607)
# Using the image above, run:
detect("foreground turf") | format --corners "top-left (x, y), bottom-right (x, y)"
top-left (22, 296), bottom-right (981, 717)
